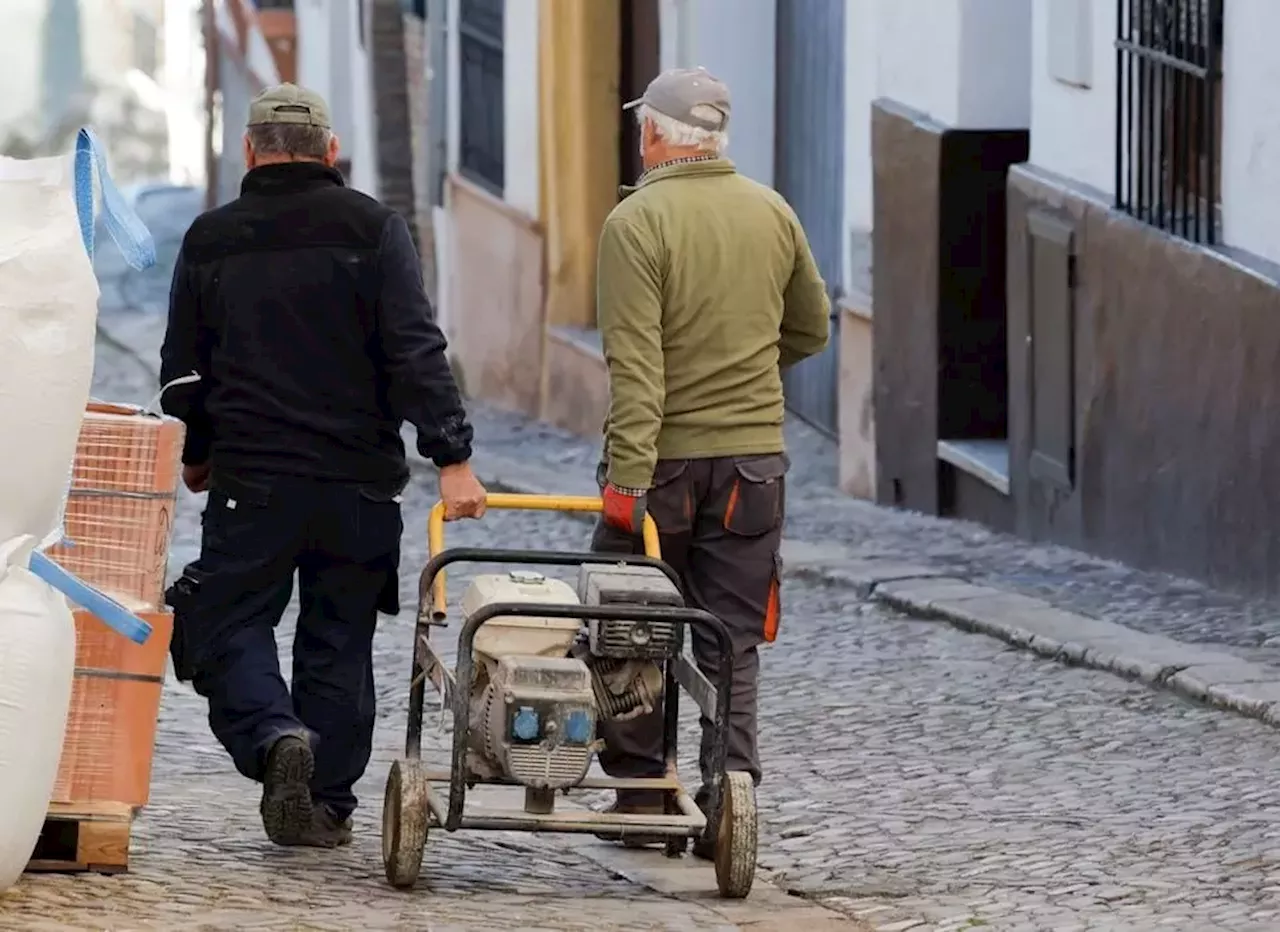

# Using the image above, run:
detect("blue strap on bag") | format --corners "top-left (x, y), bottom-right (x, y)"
top-left (26, 127), bottom-right (159, 645)
top-left (73, 127), bottom-right (157, 267)
top-left (27, 553), bottom-right (154, 645)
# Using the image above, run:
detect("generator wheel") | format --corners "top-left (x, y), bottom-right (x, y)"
top-left (714, 771), bottom-right (758, 899)
top-left (382, 758), bottom-right (430, 889)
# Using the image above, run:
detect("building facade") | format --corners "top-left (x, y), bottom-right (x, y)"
top-left (430, 0), bottom-right (847, 440)
top-left (860, 0), bottom-right (1280, 597)
top-left (422, 0), bottom-right (1280, 596)
top-left (207, 0), bottom-right (389, 205)
top-left (205, 0), bottom-right (282, 205)
top-left (430, 0), bottom-right (650, 433)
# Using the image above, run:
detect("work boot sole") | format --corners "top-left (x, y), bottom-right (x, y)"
top-left (261, 738), bottom-right (315, 846)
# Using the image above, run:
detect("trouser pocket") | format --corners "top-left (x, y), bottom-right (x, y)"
top-left (355, 488), bottom-right (403, 616)
top-left (165, 562), bottom-right (209, 682)
top-left (722, 454), bottom-right (789, 537)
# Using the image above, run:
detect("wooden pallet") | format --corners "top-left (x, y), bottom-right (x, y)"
top-left (26, 801), bottom-right (133, 874)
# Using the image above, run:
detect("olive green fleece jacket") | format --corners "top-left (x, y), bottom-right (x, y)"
top-left (597, 158), bottom-right (830, 491)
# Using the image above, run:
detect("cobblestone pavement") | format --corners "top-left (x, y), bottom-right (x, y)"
top-left (94, 309), bottom-right (1280, 670)
top-left (6, 325), bottom-right (1280, 930)
top-left (463, 401), bottom-right (1280, 669)
top-left (0, 331), bottom-right (854, 931)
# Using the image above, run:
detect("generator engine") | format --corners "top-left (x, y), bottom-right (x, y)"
top-left (578, 563), bottom-right (685, 658)
top-left (575, 564), bottom-right (684, 722)
top-left (460, 565), bottom-right (687, 790)
top-left (480, 654), bottom-right (595, 789)
top-left (462, 571), bottom-right (596, 790)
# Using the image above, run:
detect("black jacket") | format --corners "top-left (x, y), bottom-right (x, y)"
top-left (159, 163), bottom-right (472, 491)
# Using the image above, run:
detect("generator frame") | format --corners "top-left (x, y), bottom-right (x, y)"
top-left (381, 494), bottom-right (758, 900)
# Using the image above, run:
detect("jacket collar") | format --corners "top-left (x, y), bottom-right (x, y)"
top-left (619, 157), bottom-right (737, 199)
top-left (241, 161), bottom-right (345, 197)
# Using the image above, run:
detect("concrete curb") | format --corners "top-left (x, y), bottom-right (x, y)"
top-left (862, 574), bottom-right (1280, 729)
top-left (98, 320), bottom-right (1280, 730)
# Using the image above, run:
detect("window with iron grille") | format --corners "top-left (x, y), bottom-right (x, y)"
top-left (1115, 0), bottom-right (1223, 244)
top-left (459, 0), bottom-right (505, 194)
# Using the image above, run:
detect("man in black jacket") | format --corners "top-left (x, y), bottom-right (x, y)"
top-left (159, 83), bottom-right (486, 848)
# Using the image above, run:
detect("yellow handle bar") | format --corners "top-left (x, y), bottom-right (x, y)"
top-left (426, 493), bottom-right (662, 619)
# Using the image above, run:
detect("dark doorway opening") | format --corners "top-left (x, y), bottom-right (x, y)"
top-left (618, 0), bottom-right (660, 188)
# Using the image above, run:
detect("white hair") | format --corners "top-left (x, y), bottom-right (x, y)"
top-left (638, 103), bottom-right (728, 155)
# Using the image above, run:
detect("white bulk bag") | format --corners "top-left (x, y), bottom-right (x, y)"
top-left (0, 536), bottom-right (76, 892)
top-left (0, 131), bottom-right (154, 892)
top-left (0, 128), bottom-right (154, 549)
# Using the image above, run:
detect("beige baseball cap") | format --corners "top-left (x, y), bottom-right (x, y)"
top-left (248, 83), bottom-right (333, 129)
top-left (623, 67), bottom-right (730, 131)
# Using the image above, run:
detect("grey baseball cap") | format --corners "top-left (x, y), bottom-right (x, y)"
top-left (623, 67), bottom-right (730, 131)
top-left (248, 83), bottom-right (332, 129)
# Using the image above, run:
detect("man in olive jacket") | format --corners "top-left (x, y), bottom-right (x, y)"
top-left (591, 67), bottom-right (830, 854)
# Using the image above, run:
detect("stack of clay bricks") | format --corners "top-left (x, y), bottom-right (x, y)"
top-left (31, 403), bottom-right (184, 873)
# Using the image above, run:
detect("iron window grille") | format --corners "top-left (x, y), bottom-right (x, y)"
top-left (1114, 0), bottom-right (1223, 244)
top-left (459, 0), bottom-right (505, 194)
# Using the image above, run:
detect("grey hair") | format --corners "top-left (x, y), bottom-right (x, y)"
top-left (246, 123), bottom-right (332, 160)
top-left (638, 103), bottom-right (728, 154)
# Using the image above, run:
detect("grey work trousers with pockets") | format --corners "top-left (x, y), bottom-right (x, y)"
top-left (591, 453), bottom-right (788, 804)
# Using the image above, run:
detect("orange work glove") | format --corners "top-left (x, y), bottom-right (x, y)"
top-left (602, 482), bottom-right (647, 535)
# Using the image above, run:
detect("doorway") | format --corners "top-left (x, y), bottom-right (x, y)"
top-left (774, 0), bottom-right (846, 438)
top-left (618, 0), bottom-right (660, 188)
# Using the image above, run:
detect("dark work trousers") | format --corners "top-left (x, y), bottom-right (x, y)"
top-left (167, 470), bottom-right (402, 820)
top-left (591, 453), bottom-right (788, 798)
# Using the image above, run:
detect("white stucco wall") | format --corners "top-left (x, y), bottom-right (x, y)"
top-left (843, 0), bottom-right (1031, 295)
top-left (1028, 0), bottom-right (1117, 196)
top-left (163, 0), bottom-right (206, 185)
top-left (1028, 0), bottom-right (1280, 266)
top-left (658, 0), bottom-right (776, 186)
top-left (874, 0), bottom-right (963, 128)
top-left (296, 0), bottom-right (375, 195)
top-left (441, 0), bottom-right (538, 217)
top-left (502, 0), bottom-right (540, 218)
top-left (957, 0), bottom-right (1034, 128)
top-left (874, 0), bottom-right (1031, 131)
top-left (347, 1), bottom-right (377, 196)
top-left (445, 0), bottom-right (460, 178)
top-left (843, 0), bottom-right (877, 295)
top-left (1220, 0), bottom-right (1280, 267)
top-left (295, 0), bottom-right (332, 105)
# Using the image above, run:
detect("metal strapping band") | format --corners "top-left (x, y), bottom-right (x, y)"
top-left (75, 667), bottom-right (165, 684)
top-left (68, 489), bottom-right (179, 501)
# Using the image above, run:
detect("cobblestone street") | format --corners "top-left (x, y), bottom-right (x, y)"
top-left (4, 321), bottom-right (1280, 930)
